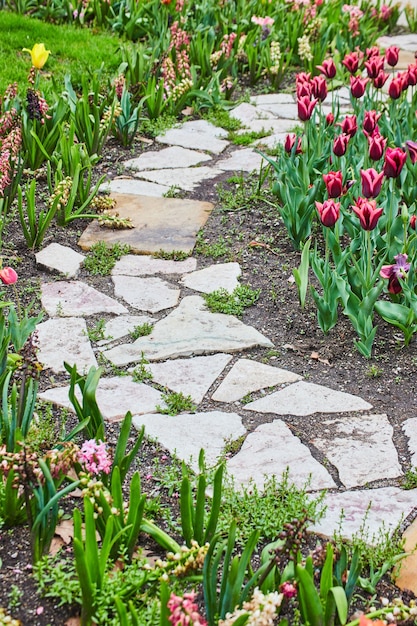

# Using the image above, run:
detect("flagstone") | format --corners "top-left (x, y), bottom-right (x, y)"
top-left (254, 103), bottom-right (298, 120)
top-left (101, 295), bottom-right (273, 365)
top-left (41, 280), bottom-right (128, 317)
top-left (230, 103), bottom-right (276, 124)
top-left (236, 119), bottom-right (297, 135)
top-left (147, 354), bottom-right (233, 404)
top-left (37, 317), bottom-right (97, 374)
top-left (255, 133), bottom-right (289, 149)
top-left (132, 411), bottom-right (246, 471)
top-left (124, 146), bottom-right (212, 171)
top-left (181, 262), bottom-right (241, 294)
top-left (156, 120), bottom-right (229, 154)
top-left (312, 414), bottom-right (402, 489)
top-left (216, 148), bottom-right (265, 172)
top-left (112, 275), bottom-right (180, 313)
top-left (100, 177), bottom-right (170, 197)
top-left (35, 243), bottom-right (85, 278)
top-left (97, 314), bottom-right (155, 345)
top-left (212, 358), bottom-right (302, 403)
top-left (251, 93), bottom-right (295, 106)
top-left (244, 381), bottom-right (372, 416)
top-left (395, 517), bottom-right (417, 594)
top-left (226, 420), bottom-right (336, 491)
top-left (78, 194), bottom-right (214, 254)
top-left (377, 34), bottom-right (417, 52)
top-left (402, 418), bottom-right (417, 466)
top-left (112, 255), bottom-right (197, 276)
top-left (310, 487), bottom-right (417, 542)
top-left (39, 376), bottom-right (165, 421)
top-left (136, 166), bottom-right (224, 191)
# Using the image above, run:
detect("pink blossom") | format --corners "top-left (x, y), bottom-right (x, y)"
top-left (167, 592), bottom-right (207, 626)
top-left (251, 15), bottom-right (275, 27)
top-left (78, 439), bottom-right (111, 475)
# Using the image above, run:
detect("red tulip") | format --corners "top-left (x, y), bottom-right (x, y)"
top-left (352, 197), bottom-right (383, 230)
top-left (342, 51), bottom-right (360, 74)
top-left (407, 64), bottom-right (417, 86)
top-left (368, 133), bottom-right (386, 161)
top-left (296, 81), bottom-right (312, 98)
top-left (366, 46), bottom-right (381, 59)
top-left (363, 110), bottom-right (381, 135)
top-left (350, 75), bottom-right (369, 98)
top-left (316, 58), bottom-right (336, 79)
top-left (388, 76), bottom-right (403, 99)
top-left (284, 133), bottom-right (302, 154)
top-left (333, 133), bottom-right (350, 156)
top-left (410, 215), bottom-right (417, 229)
top-left (383, 147), bottom-right (407, 177)
top-left (326, 112), bottom-right (335, 126)
top-left (297, 95), bottom-right (318, 121)
top-left (364, 56), bottom-right (385, 79)
top-left (315, 199), bottom-right (340, 227)
top-left (360, 168), bottom-right (384, 198)
top-left (385, 46), bottom-right (400, 67)
top-left (0, 267), bottom-right (18, 285)
top-left (311, 75), bottom-right (327, 101)
top-left (373, 70), bottom-right (389, 89)
top-left (339, 114), bottom-right (357, 137)
top-left (323, 171), bottom-right (343, 198)
top-left (406, 139), bottom-right (417, 164)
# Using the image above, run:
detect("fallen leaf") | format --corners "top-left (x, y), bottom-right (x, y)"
top-left (287, 275), bottom-right (295, 284)
top-left (55, 519), bottom-right (74, 544)
top-left (248, 241), bottom-right (280, 256)
top-left (310, 351), bottom-right (331, 366)
top-left (181, 106), bottom-right (194, 116)
top-left (64, 617), bottom-right (81, 626)
top-left (49, 537), bottom-right (65, 556)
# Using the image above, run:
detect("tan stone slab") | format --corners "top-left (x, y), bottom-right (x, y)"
top-left (78, 193), bottom-right (213, 254)
top-left (395, 517), bottom-right (417, 594)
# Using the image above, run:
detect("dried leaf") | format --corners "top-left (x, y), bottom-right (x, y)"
top-left (64, 617), bottom-right (81, 626)
top-left (310, 351), bottom-right (331, 366)
top-left (49, 537), bottom-right (65, 556)
top-left (55, 519), bottom-right (74, 544)
top-left (181, 106), bottom-right (194, 116)
top-left (248, 241), bottom-right (279, 256)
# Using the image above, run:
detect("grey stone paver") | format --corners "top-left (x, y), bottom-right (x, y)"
top-left (133, 411), bottom-right (246, 471)
top-left (136, 166), bottom-right (224, 191)
top-left (230, 102), bottom-right (276, 124)
top-left (181, 262), bottom-right (241, 294)
top-left (216, 148), bottom-right (265, 172)
top-left (112, 255), bottom-right (197, 276)
top-left (253, 103), bottom-right (298, 120)
top-left (244, 380), bottom-right (372, 416)
top-left (112, 275), bottom-right (180, 313)
top-left (98, 314), bottom-right (155, 345)
top-left (312, 414), bottom-right (402, 489)
top-left (100, 177), bottom-right (170, 197)
top-left (101, 295), bottom-right (273, 365)
top-left (156, 120), bottom-right (229, 154)
top-left (236, 118), bottom-right (297, 135)
top-left (403, 418), bottom-right (417, 466)
top-left (212, 358), bottom-right (302, 403)
top-left (41, 281), bottom-right (128, 317)
top-left (226, 420), bottom-right (336, 491)
top-left (124, 146), bottom-right (212, 171)
top-left (310, 487), bottom-right (417, 541)
top-left (37, 317), bottom-right (97, 373)
top-left (35, 243), bottom-right (85, 278)
top-left (251, 93), bottom-right (296, 106)
top-left (147, 354), bottom-right (233, 404)
top-left (39, 376), bottom-right (165, 421)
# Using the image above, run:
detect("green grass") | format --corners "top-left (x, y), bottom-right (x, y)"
top-left (203, 284), bottom-right (260, 317)
top-left (0, 12), bottom-right (121, 95)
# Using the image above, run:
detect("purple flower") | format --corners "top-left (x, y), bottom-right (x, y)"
top-left (380, 253), bottom-right (410, 294)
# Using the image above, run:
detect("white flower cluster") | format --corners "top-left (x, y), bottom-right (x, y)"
top-left (269, 41), bottom-right (282, 75)
top-left (297, 35), bottom-right (313, 62)
top-left (218, 588), bottom-right (283, 626)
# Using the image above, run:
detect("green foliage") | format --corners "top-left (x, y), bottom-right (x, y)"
top-left (86, 318), bottom-right (112, 343)
top-left (228, 129), bottom-right (271, 146)
top-left (204, 108), bottom-right (243, 132)
top-left (152, 249), bottom-right (190, 261)
top-left (129, 323), bottom-right (153, 340)
top-left (131, 353), bottom-right (152, 383)
top-left (84, 241), bottom-right (130, 275)
top-left (203, 284), bottom-right (260, 317)
top-left (195, 233), bottom-right (229, 258)
top-left (156, 391), bottom-right (196, 416)
top-left (403, 467), bottom-right (417, 489)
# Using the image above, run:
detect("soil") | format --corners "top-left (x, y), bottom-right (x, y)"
top-left (1, 129), bottom-right (417, 625)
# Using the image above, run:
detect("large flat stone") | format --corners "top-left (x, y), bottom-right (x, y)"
top-left (251, 93), bottom-right (295, 106)
top-left (112, 275), bottom-right (180, 313)
top-left (212, 358), bottom-right (302, 403)
top-left (230, 103), bottom-right (275, 124)
top-left (310, 487), bottom-right (417, 542)
top-left (78, 194), bottom-right (213, 255)
top-left (254, 103), bottom-right (298, 120)
top-left (147, 354), bottom-right (232, 404)
top-left (35, 243), bottom-right (85, 278)
top-left (132, 411), bottom-right (246, 471)
top-left (136, 166), bottom-right (224, 191)
top-left (216, 148), bottom-right (265, 172)
top-left (181, 262), bottom-right (241, 294)
top-left (100, 177), bottom-right (170, 197)
top-left (403, 418), bottom-right (417, 466)
top-left (377, 34), bottom-right (417, 52)
top-left (37, 317), bottom-right (97, 374)
top-left (236, 118), bottom-right (297, 135)
top-left (395, 517), bottom-right (417, 594)
top-left (98, 314), bottom-right (155, 345)
top-left (156, 120), bottom-right (229, 154)
top-left (38, 376), bottom-right (164, 421)
top-left (41, 281), bottom-right (128, 317)
top-left (312, 414), bottom-right (402, 489)
top-left (112, 255), bottom-right (197, 276)
top-left (226, 420), bottom-right (335, 491)
top-left (101, 295), bottom-right (273, 365)
top-left (244, 381), bottom-right (372, 416)
top-left (124, 146), bottom-right (212, 171)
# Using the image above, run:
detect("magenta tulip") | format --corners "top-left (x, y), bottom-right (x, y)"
top-left (368, 133), bottom-right (386, 161)
top-left (316, 58), bottom-right (336, 79)
top-left (323, 171), bottom-right (343, 198)
top-left (383, 147), bottom-right (407, 177)
top-left (315, 199), bottom-right (340, 227)
top-left (360, 168), bottom-right (384, 198)
top-left (297, 95), bottom-right (317, 121)
top-left (350, 75), bottom-right (368, 98)
top-left (385, 46), bottom-right (400, 67)
top-left (333, 134), bottom-right (350, 157)
top-left (0, 267), bottom-right (18, 285)
top-left (352, 197), bottom-right (383, 230)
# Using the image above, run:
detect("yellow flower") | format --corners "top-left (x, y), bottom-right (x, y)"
top-left (22, 43), bottom-right (51, 69)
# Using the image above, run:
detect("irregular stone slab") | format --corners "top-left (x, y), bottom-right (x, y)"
top-left (37, 317), bottom-right (97, 373)
top-left (100, 177), bottom-right (170, 197)
top-left (310, 487), bottom-right (417, 542)
top-left (41, 281), bottom-right (128, 317)
top-left (312, 414), bottom-right (402, 489)
top-left (101, 295), bottom-right (273, 365)
top-left (254, 103), bottom-right (298, 120)
top-left (156, 120), bottom-right (229, 154)
top-left (112, 275), bottom-right (180, 313)
top-left (124, 146), bottom-right (212, 171)
top-left (78, 194), bottom-right (213, 255)
top-left (216, 148), bottom-right (265, 172)
top-left (230, 103), bottom-right (275, 124)
top-left (236, 119), bottom-right (296, 135)
top-left (244, 381), bottom-right (372, 416)
top-left (133, 411), bottom-right (246, 471)
top-left (395, 517), bottom-right (417, 594)
top-left (212, 358), bottom-right (302, 403)
top-left (251, 93), bottom-right (295, 106)
top-left (403, 418), bottom-right (417, 467)
top-left (35, 243), bottom-right (85, 278)
top-left (147, 354), bottom-right (232, 404)
top-left (377, 34), bottom-right (417, 52)
top-left (255, 133), bottom-right (289, 149)
top-left (226, 420), bottom-right (335, 491)
top-left (112, 255), bottom-right (197, 276)
top-left (97, 314), bottom-right (155, 345)
top-left (136, 166), bottom-right (224, 192)
top-left (38, 376), bottom-right (164, 421)
top-left (181, 263), bottom-right (241, 294)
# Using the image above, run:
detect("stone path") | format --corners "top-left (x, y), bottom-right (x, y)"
top-left (35, 33), bottom-right (417, 560)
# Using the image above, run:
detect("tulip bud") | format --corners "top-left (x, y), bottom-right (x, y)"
top-left (0, 267), bottom-right (17, 285)
top-left (323, 171), bottom-right (343, 198)
top-left (385, 45), bottom-right (400, 67)
top-left (315, 199), bottom-right (340, 227)
top-left (333, 133), bottom-right (350, 157)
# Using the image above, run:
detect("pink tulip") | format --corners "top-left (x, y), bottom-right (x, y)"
top-left (352, 197), bottom-right (383, 230)
top-left (0, 267), bottom-right (17, 285)
top-left (360, 168), bottom-right (384, 198)
top-left (315, 199), bottom-right (340, 227)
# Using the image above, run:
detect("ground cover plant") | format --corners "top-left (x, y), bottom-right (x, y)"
top-left (1, 0), bottom-right (417, 624)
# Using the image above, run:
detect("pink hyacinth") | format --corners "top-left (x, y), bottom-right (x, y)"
top-left (167, 592), bottom-right (207, 626)
top-left (78, 439), bottom-right (112, 475)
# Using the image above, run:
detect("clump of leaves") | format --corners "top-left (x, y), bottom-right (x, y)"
top-left (153, 249), bottom-right (190, 261)
top-left (129, 323), bottom-right (153, 340)
top-left (403, 467), bottom-right (417, 489)
top-left (84, 241), bottom-right (130, 275)
top-left (203, 284), bottom-right (260, 317)
top-left (195, 233), bottom-right (229, 259)
top-left (156, 391), bottom-right (196, 415)
top-left (131, 353), bottom-right (153, 382)
top-left (204, 108), bottom-right (243, 132)
top-left (86, 318), bottom-right (112, 342)
top-left (228, 129), bottom-right (271, 146)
